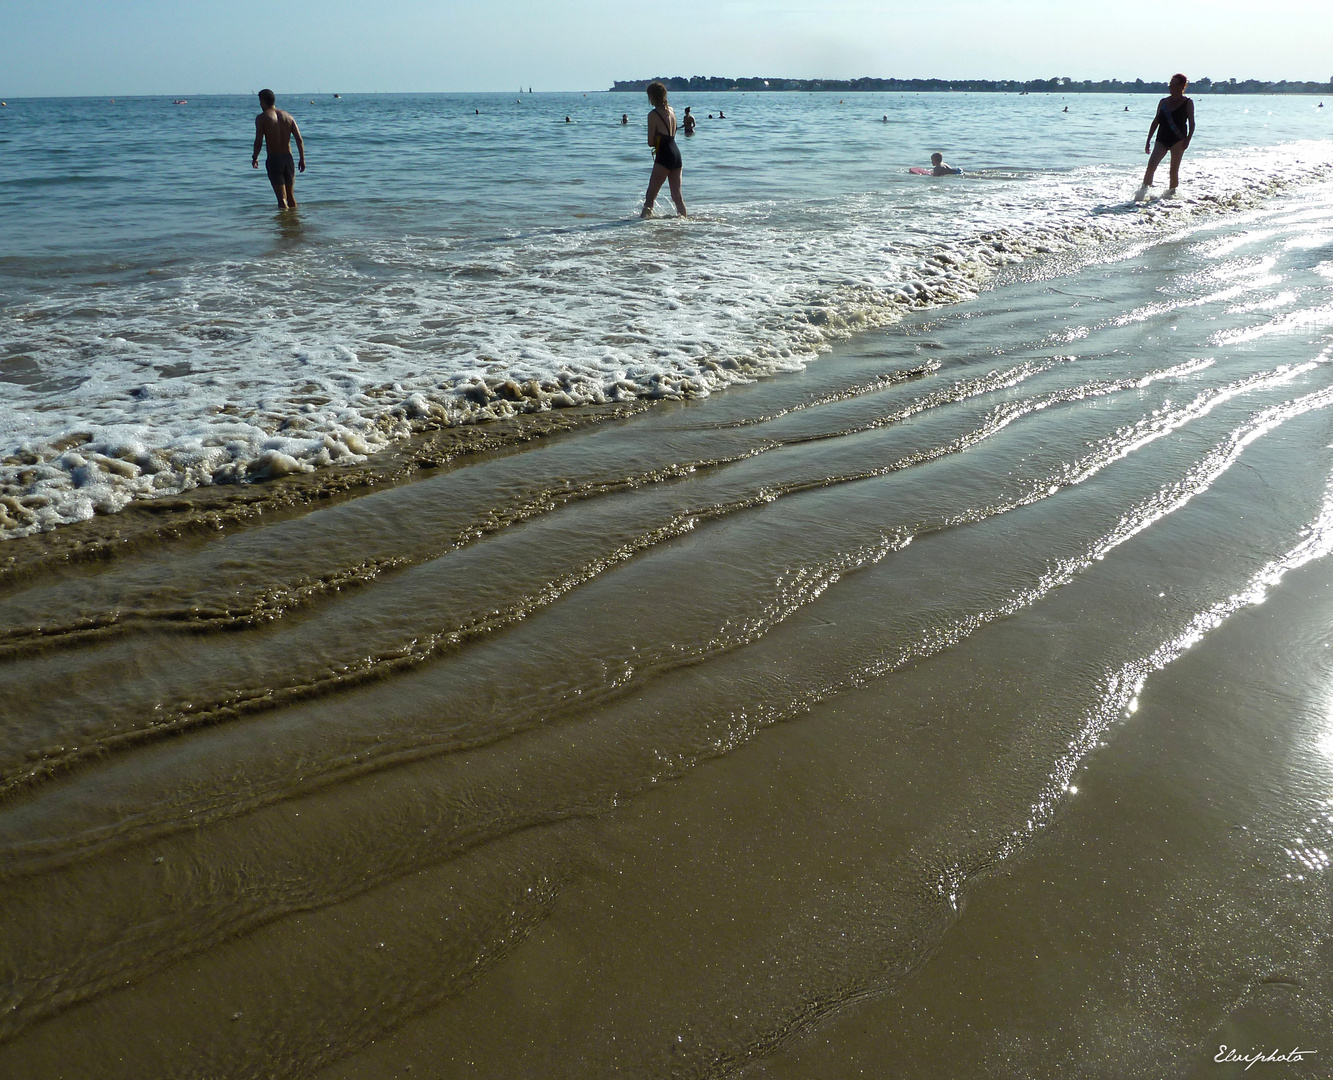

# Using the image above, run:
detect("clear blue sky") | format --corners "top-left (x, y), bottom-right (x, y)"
top-left (2, 0), bottom-right (1329, 96)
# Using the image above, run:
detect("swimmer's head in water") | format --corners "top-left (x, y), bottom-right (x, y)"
top-left (1170, 73), bottom-right (1188, 91)
top-left (646, 81), bottom-right (668, 107)
top-left (258, 89), bottom-right (276, 108)
top-left (930, 152), bottom-right (943, 166)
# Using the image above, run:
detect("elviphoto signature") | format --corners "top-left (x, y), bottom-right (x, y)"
top-left (1215, 1046), bottom-right (1317, 1070)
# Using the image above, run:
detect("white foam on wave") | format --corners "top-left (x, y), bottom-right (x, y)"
top-left (3, 141), bottom-right (1332, 539)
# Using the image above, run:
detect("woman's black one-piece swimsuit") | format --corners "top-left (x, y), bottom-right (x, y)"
top-left (654, 112), bottom-right (683, 170)
top-left (1155, 99), bottom-right (1189, 148)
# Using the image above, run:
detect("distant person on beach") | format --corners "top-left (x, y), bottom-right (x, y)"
top-left (1138, 73), bottom-right (1195, 198)
top-left (930, 152), bottom-right (955, 176)
top-left (642, 81), bottom-right (687, 218)
top-left (682, 107), bottom-right (696, 134)
top-left (252, 90), bottom-right (305, 210)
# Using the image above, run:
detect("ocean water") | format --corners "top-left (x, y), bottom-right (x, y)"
top-left (1, 91), bottom-right (1331, 537)
top-left (2, 95), bottom-right (1333, 1075)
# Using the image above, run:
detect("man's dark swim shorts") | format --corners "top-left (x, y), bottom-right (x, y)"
top-left (265, 152), bottom-right (295, 186)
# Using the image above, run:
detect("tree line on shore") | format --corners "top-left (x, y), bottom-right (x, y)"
top-left (611, 76), bottom-right (1333, 95)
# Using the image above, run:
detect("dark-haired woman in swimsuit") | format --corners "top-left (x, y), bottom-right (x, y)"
top-left (1139, 73), bottom-right (1195, 197)
top-left (642, 81), bottom-right (687, 218)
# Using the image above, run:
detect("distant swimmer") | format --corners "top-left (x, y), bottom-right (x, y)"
top-left (565, 116), bottom-right (571, 123)
top-left (718, 109), bottom-right (726, 118)
top-left (641, 81), bottom-right (687, 218)
top-left (1137, 73), bottom-right (1195, 199)
top-left (682, 106), bottom-right (696, 134)
top-left (1062, 106), bottom-right (1068, 112)
top-left (622, 113), bottom-right (628, 124)
top-left (252, 89), bottom-right (305, 210)
top-left (883, 115), bottom-right (888, 122)
top-left (1124, 106), bottom-right (1129, 111)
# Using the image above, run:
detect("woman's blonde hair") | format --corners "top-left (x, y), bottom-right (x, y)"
top-left (646, 81), bottom-right (668, 106)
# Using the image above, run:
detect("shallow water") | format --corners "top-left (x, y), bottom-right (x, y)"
top-left (1, 176), bottom-right (1331, 1077)
top-left (744, 554), bottom-right (1333, 1080)
top-left (2, 92), bottom-right (1332, 534)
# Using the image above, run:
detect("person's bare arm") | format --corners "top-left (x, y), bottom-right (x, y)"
top-left (291, 117), bottom-right (306, 172)
top-left (253, 116), bottom-right (264, 168)
top-left (1184, 100), bottom-right (1195, 146)
top-left (1145, 104), bottom-right (1161, 153)
top-left (647, 111), bottom-right (666, 149)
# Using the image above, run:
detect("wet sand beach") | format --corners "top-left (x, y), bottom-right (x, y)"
top-left (2, 179), bottom-right (1332, 1078)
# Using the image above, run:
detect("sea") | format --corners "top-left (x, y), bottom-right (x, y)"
top-left (2, 91), bottom-right (1331, 535)
top-left (2, 91), bottom-right (1333, 1078)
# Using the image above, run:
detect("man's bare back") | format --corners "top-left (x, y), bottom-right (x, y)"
top-left (251, 89), bottom-right (305, 209)
top-left (256, 108), bottom-right (299, 156)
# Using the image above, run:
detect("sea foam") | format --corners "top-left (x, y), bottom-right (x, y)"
top-left (2, 139), bottom-right (1331, 539)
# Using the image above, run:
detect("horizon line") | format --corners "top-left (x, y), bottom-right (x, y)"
top-left (4, 74), bottom-right (1333, 101)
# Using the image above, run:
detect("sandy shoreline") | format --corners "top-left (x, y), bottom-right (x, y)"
top-left (746, 552), bottom-right (1333, 1079)
top-left (2, 184), bottom-right (1331, 1078)
top-left (0, 398), bottom-right (653, 585)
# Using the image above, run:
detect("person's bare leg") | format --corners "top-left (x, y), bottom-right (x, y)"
top-left (667, 170), bottom-right (687, 217)
top-left (1141, 143), bottom-right (1169, 188)
top-left (1166, 143), bottom-right (1185, 192)
top-left (642, 165), bottom-right (667, 217)
top-left (270, 182), bottom-right (288, 209)
top-left (285, 181), bottom-right (297, 209)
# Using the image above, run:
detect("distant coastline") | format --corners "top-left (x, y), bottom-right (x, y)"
top-left (611, 76), bottom-right (1333, 95)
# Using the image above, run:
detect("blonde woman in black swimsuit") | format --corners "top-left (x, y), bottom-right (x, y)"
top-left (641, 81), bottom-right (687, 218)
top-left (1138, 73), bottom-right (1195, 198)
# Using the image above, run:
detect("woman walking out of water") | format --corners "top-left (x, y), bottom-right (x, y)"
top-left (1138, 73), bottom-right (1195, 198)
top-left (642, 81), bottom-right (687, 218)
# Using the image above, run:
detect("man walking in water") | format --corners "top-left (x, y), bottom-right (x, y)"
top-left (1137, 74), bottom-right (1194, 199)
top-left (252, 89), bottom-right (305, 209)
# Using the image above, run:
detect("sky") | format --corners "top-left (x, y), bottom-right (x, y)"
top-left (2, 0), bottom-right (1330, 96)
